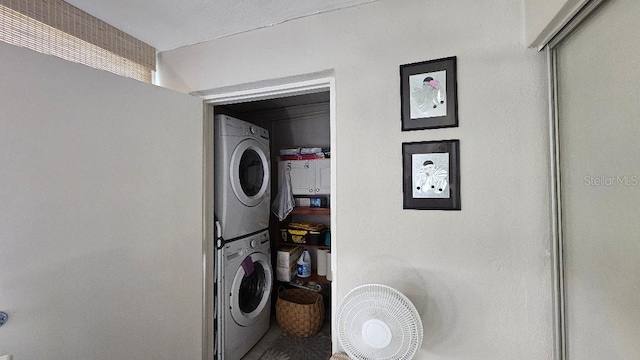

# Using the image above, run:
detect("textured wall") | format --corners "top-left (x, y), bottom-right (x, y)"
top-left (159, 0), bottom-right (553, 358)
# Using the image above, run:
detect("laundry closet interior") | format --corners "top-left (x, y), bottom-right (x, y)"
top-left (213, 90), bottom-right (332, 359)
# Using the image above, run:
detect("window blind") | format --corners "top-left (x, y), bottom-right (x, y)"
top-left (0, 0), bottom-right (156, 83)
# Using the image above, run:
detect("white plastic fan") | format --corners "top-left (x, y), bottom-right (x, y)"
top-left (336, 284), bottom-right (423, 360)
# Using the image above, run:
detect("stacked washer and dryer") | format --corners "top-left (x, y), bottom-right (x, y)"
top-left (214, 114), bottom-right (273, 360)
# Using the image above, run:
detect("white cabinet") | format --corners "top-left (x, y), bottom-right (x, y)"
top-left (279, 159), bottom-right (330, 195)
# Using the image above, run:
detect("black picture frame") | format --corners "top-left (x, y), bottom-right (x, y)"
top-left (400, 56), bottom-right (458, 131)
top-left (402, 140), bottom-right (460, 210)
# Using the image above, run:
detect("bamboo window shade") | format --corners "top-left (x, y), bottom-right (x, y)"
top-left (0, 0), bottom-right (156, 83)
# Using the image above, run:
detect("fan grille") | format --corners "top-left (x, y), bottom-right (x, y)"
top-left (337, 284), bottom-right (423, 360)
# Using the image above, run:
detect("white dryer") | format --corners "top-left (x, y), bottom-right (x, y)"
top-left (214, 114), bottom-right (271, 241)
top-left (218, 230), bottom-right (273, 360)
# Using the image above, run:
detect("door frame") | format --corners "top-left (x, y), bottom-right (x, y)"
top-left (544, 1), bottom-right (606, 359)
top-left (199, 70), bottom-right (338, 359)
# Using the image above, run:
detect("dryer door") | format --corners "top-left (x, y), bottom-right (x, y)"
top-left (229, 252), bottom-right (273, 326)
top-left (230, 138), bottom-right (270, 207)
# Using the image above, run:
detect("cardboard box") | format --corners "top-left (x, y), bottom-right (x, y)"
top-left (276, 245), bottom-right (303, 268)
top-left (294, 197), bottom-right (311, 207)
top-left (276, 262), bottom-right (297, 282)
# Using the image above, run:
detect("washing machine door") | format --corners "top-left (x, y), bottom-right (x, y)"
top-left (230, 138), bottom-right (270, 207)
top-left (229, 252), bottom-right (273, 326)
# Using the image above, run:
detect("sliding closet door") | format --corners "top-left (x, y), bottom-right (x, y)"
top-left (556, 0), bottom-right (640, 358)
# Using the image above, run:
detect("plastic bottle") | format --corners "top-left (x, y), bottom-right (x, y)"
top-left (296, 249), bottom-right (311, 278)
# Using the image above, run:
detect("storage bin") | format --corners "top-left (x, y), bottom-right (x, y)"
top-left (280, 227), bottom-right (328, 245)
top-left (276, 288), bottom-right (324, 338)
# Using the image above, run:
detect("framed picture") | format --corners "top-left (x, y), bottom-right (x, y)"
top-left (402, 140), bottom-right (460, 210)
top-left (400, 56), bottom-right (458, 131)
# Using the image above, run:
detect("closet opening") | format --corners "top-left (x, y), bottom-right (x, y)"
top-left (210, 85), bottom-right (336, 359)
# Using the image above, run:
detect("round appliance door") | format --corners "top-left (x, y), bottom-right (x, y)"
top-left (229, 138), bottom-right (270, 207)
top-left (229, 252), bottom-right (273, 327)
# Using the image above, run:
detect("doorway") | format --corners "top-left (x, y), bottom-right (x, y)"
top-left (202, 74), bottom-right (337, 360)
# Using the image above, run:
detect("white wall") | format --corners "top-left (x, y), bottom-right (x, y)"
top-left (0, 42), bottom-right (204, 359)
top-left (159, 0), bottom-right (552, 358)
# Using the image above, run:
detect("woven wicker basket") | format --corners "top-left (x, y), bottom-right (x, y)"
top-left (276, 288), bottom-right (324, 338)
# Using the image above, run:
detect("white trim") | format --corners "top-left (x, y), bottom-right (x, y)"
top-left (328, 75), bottom-right (338, 354)
top-left (194, 70), bottom-right (335, 103)
top-left (202, 71), bottom-right (339, 355)
top-left (203, 104), bottom-right (215, 360)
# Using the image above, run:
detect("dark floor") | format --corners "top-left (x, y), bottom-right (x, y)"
top-left (241, 317), bottom-right (331, 360)
top-left (241, 319), bottom-right (285, 360)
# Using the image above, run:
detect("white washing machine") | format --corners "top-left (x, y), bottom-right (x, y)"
top-left (214, 114), bottom-right (271, 241)
top-left (218, 230), bottom-right (273, 360)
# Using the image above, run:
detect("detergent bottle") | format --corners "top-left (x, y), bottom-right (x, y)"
top-left (296, 249), bottom-right (311, 278)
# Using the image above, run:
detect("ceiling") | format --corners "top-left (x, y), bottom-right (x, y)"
top-left (65, 0), bottom-right (379, 52)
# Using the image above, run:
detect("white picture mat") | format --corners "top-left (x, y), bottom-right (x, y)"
top-left (409, 70), bottom-right (447, 119)
top-left (411, 152), bottom-right (450, 199)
